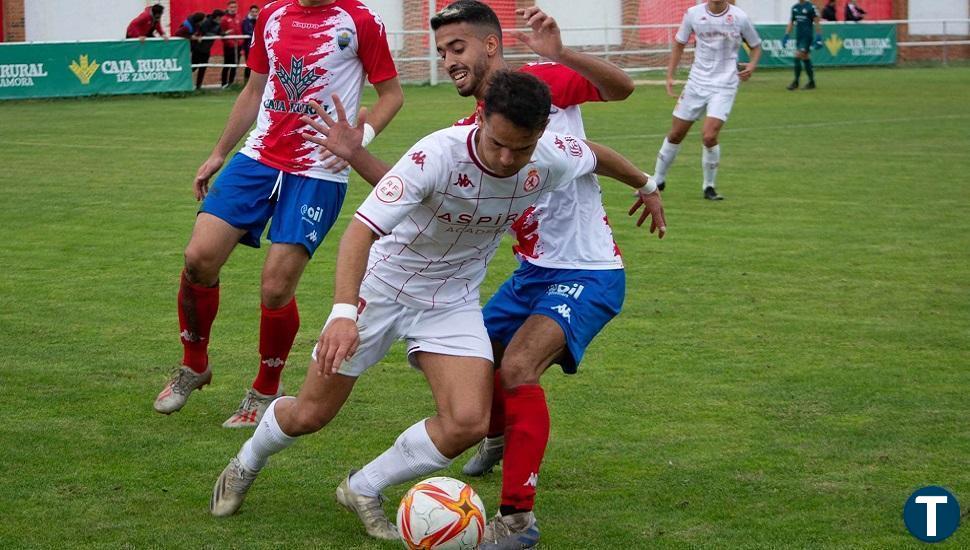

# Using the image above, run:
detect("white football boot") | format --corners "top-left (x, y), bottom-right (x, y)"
top-left (153, 366), bottom-right (212, 414)
top-left (462, 435), bottom-right (505, 476)
top-left (222, 387), bottom-right (284, 428)
top-left (335, 470), bottom-right (400, 540)
top-left (210, 457), bottom-right (259, 517)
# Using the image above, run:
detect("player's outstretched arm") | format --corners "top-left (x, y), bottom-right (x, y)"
top-left (514, 6), bottom-right (634, 101)
top-left (193, 71), bottom-right (267, 200)
top-left (315, 219), bottom-right (378, 376)
top-left (665, 41), bottom-right (686, 98)
top-left (301, 96), bottom-right (392, 187)
top-left (585, 140), bottom-right (666, 238)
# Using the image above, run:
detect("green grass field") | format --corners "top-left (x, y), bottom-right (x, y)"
top-left (1, 66), bottom-right (968, 548)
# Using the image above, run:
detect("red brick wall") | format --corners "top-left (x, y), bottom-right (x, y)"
top-left (3, 0), bottom-right (25, 42)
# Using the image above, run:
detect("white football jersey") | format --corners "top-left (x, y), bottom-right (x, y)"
top-left (676, 4), bottom-right (761, 90)
top-left (354, 125), bottom-right (597, 309)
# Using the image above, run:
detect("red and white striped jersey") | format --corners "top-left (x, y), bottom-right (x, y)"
top-left (240, 0), bottom-right (397, 181)
top-left (354, 125), bottom-right (597, 310)
top-left (512, 62), bottom-right (624, 270)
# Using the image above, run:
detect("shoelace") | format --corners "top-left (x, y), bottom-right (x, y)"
top-left (233, 391), bottom-right (259, 415)
top-left (226, 459), bottom-right (257, 493)
top-left (169, 367), bottom-right (201, 396)
top-left (356, 493), bottom-right (392, 528)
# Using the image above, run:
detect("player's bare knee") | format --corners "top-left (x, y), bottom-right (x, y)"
top-left (667, 132), bottom-right (686, 145)
top-left (498, 355), bottom-right (541, 389)
top-left (260, 277), bottom-right (295, 309)
top-left (440, 411), bottom-right (489, 448)
top-left (183, 249), bottom-right (220, 286)
top-left (702, 134), bottom-right (719, 148)
top-left (285, 401), bottom-right (333, 435)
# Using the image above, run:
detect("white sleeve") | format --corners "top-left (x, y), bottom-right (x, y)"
top-left (354, 138), bottom-right (444, 236)
top-left (674, 11), bottom-right (692, 45)
top-left (545, 134), bottom-right (597, 189)
top-left (741, 15), bottom-right (761, 48)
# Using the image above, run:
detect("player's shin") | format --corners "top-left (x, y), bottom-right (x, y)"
top-left (804, 59), bottom-right (815, 83)
top-left (500, 384), bottom-right (550, 513)
top-left (178, 269), bottom-right (219, 373)
top-left (703, 145), bottom-right (721, 189)
top-left (794, 58), bottom-right (803, 84)
top-left (654, 138), bottom-right (682, 185)
top-left (253, 297), bottom-right (300, 395)
top-left (349, 418), bottom-right (452, 498)
top-left (237, 396), bottom-right (297, 471)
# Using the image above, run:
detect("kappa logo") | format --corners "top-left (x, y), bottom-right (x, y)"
top-left (276, 55), bottom-right (323, 101)
top-left (306, 230), bottom-right (319, 243)
top-left (180, 330), bottom-right (203, 343)
top-left (410, 150), bottom-right (426, 171)
top-left (69, 54), bottom-right (99, 85)
top-left (261, 357), bottom-right (285, 368)
top-left (551, 303), bottom-right (572, 323)
top-left (453, 173), bottom-right (474, 188)
top-left (523, 472), bottom-right (538, 487)
top-left (554, 135), bottom-right (566, 152)
top-left (377, 175), bottom-right (405, 203)
top-left (523, 169), bottom-right (540, 192)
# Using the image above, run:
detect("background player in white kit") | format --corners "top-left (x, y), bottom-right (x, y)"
top-left (209, 72), bottom-right (666, 543)
top-left (652, 0), bottom-right (761, 201)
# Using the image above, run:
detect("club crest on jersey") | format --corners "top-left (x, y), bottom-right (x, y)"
top-left (453, 173), bottom-right (474, 188)
top-left (523, 169), bottom-right (540, 192)
top-left (727, 14), bottom-right (734, 24)
top-left (410, 151), bottom-right (426, 171)
top-left (564, 137), bottom-right (584, 157)
top-left (336, 27), bottom-right (354, 50)
top-left (275, 55), bottom-right (323, 102)
top-left (376, 175), bottom-right (404, 203)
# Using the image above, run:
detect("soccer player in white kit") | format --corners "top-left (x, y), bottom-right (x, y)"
top-left (209, 71), bottom-right (666, 543)
top-left (652, 0), bottom-right (762, 201)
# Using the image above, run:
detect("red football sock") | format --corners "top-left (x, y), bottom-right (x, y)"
top-left (178, 270), bottom-right (219, 374)
top-left (487, 369), bottom-right (506, 437)
top-left (252, 297), bottom-right (299, 395)
top-left (501, 384), bottom-right (549, 511)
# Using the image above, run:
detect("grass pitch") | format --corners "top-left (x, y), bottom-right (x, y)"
top-left (1, 66), bottom-right (968, 548)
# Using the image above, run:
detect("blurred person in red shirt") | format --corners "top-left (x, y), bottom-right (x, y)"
top-left (126, 3), bottom-right (167, 40)
top-left (220, 1), bottom-right (243, 88)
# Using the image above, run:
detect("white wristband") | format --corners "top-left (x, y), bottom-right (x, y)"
top-left (636, 173), bottom-right (658, 196)
top-left (361, 123), bottom-right (376, 148)
top-left (325, 303), bottom-right (358, 328)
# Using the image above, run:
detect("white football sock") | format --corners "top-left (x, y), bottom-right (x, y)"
top-left (654, 138), bottom-right (682, 184)
top-left (349, 418), bottom-right (452, 497)
top-left (702, 145), bottom-right (721, 189)
top-left (237, 396), bottom-right (297, 472)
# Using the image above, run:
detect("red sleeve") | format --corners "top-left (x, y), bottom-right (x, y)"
top-left (518, 62), bottom-right (603, 108)
top-left (246, 8), bottom-right (270, 74)
top-left (352, 2), bottom-right (398, 84)
top-left (154, 18), bottom-right (165, 36)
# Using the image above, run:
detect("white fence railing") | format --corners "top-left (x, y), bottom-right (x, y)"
top-left (184, 19), bottom-right (970, 86)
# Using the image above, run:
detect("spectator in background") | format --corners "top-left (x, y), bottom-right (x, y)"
top-left (845, 0), bottom-right (867, 22)
top-left (241, 5), bottom-right (260, 84)
top-left (176, 12), bottom-right (207, 84)
top-left (821, 0), bottom-right (838, 22)
top-left (195, 10), bottom-right (226, 90)
top-left (126, 3), bottom-right (167, 40)
top-left (220, 1), bottom-right (243, 88)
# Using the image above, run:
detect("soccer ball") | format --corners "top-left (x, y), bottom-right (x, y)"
top-left (397, 476), bottom-right (486, 549)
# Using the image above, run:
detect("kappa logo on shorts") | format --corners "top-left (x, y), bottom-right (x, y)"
top-left (306, 230), bottom-right (319, 243)
top-left (551, 303), bottom-right (572, 323)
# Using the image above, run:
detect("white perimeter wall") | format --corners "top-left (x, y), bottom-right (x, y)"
top-left (365, 0), bottom-right (405, 50)
top-left (735, 0), bottom-right (795, 24)
top-left (908, 0), bottom-right (969, 34)
top-left (537, 0), bottom-right (623, 46)
top-left (25, 0), bottom-right (162, 42)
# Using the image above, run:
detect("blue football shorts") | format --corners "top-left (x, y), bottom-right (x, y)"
top-left (199, 153), bottom-right (347, 257)
top-left (483, 262), bottom-right (625, 373)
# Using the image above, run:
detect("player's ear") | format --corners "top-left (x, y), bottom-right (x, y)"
top-left (484, 33), bottom-right (500, 57)
top-left (475, 106), bottom-right (484, 127)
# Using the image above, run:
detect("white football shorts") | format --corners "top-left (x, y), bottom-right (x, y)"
top-left (673, 83), bottom-right (737, 122)
top-left (315, 283), bottom-right (493, 377)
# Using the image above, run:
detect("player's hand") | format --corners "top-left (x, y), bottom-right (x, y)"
top-left (513, 6), bottom-right (564, 61)
top-left (301, 95), bottom-right (364, 172)
top-left (665, 75), bottom-right (677, 98)
top-left (738, 62), bottom-right (756, 81)
top-left (782, 34), bottom-right (790, 48)
top-left (193, 154), bottom-right (225, 201)
top-left (814, 33), bottom-right (824, 50)
top-left (628, 187), bottom-right (666, 239)
top-left (314, 318), bottom-right (359, 376)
